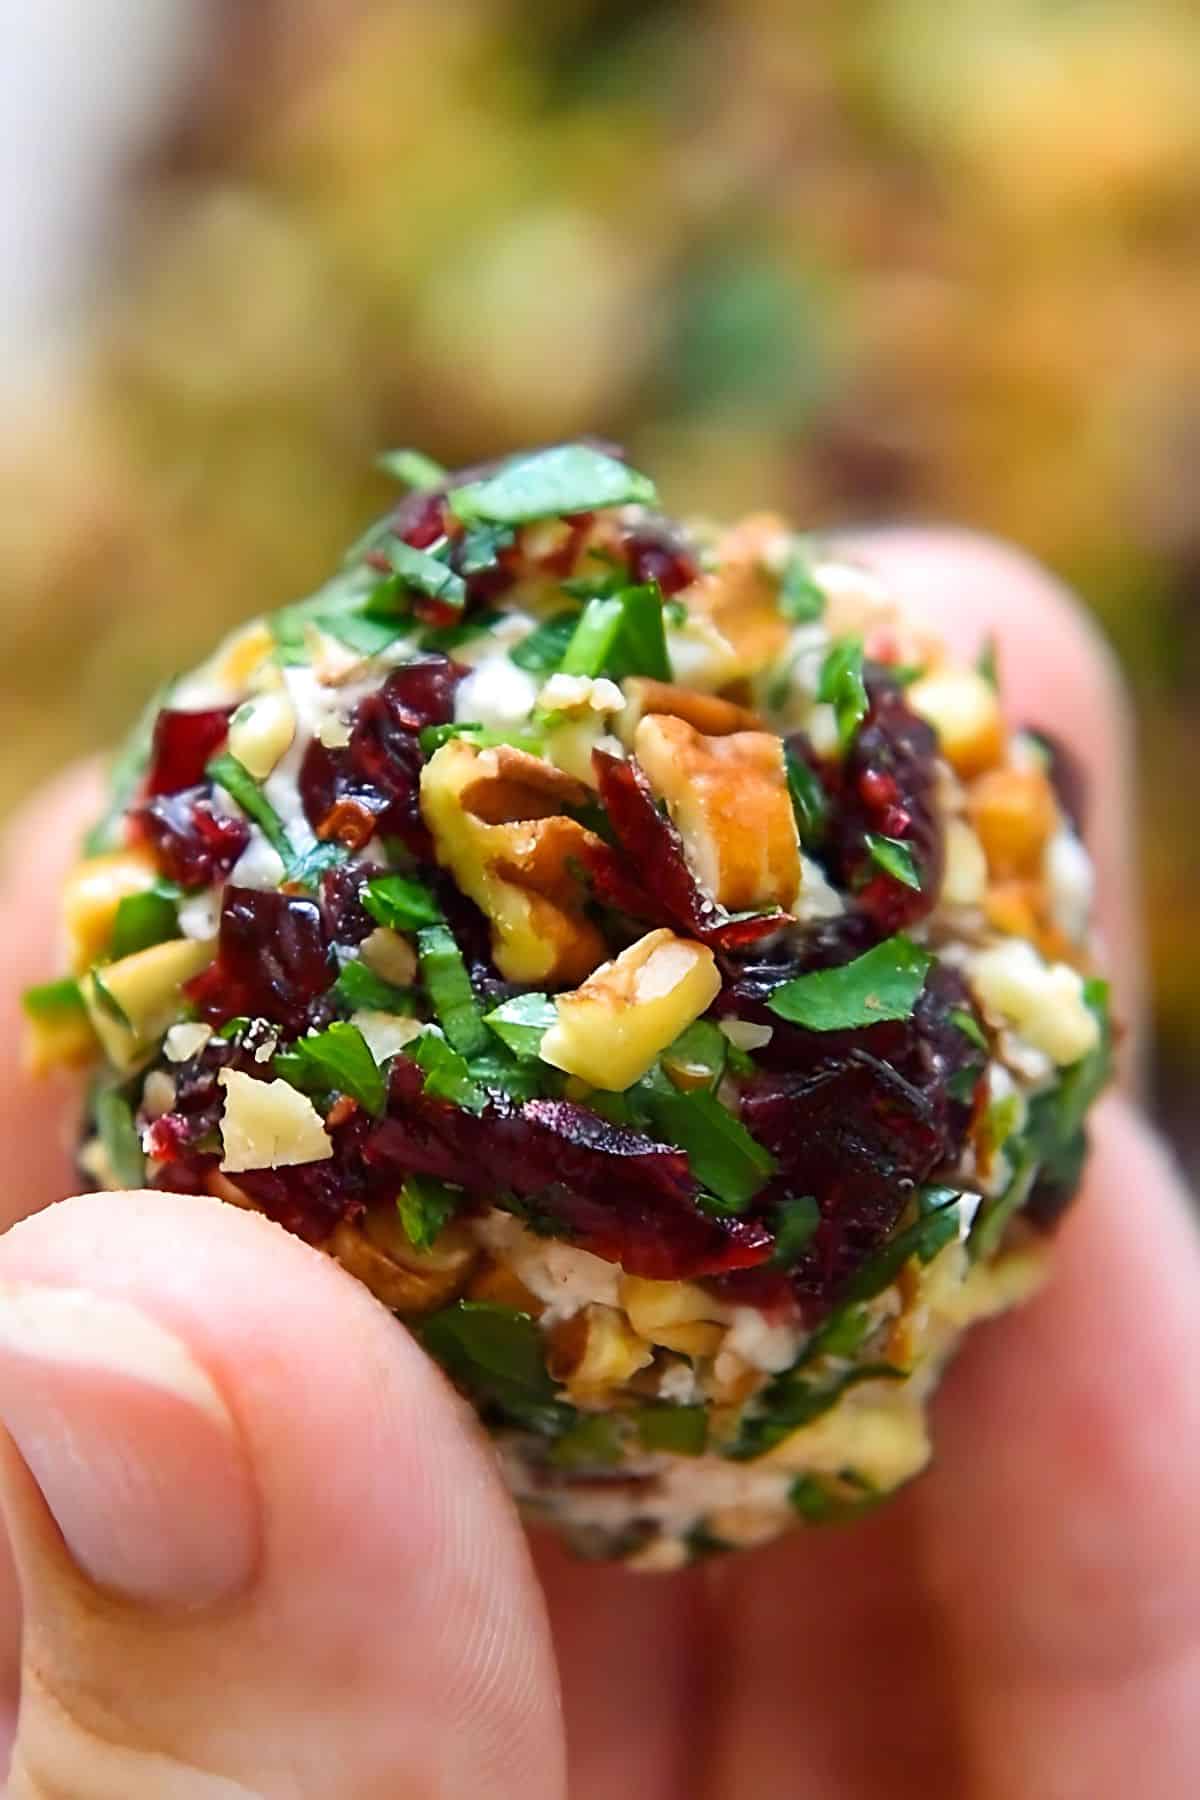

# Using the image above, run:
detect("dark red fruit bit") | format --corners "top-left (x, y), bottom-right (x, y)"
top-left (588, 750), bottom-right (789, 950)
top-left (187, 887), bottom-right (334, 1035)
top-left (299, 656), bottom-right (464, 855)
top-left (236, 1113), bottom-right (369, 1245)
top-left (145, 707), bottom-right (235, 797)
top-left (319, 862), bottom-right (380, 946)
top-left (1024, 728), bottom-right (1087, 834)
top-left (622, 518), bottom-right (700, 595)
top-left (826, 674), bottom-right (944, 933)
top-left (364, 1064), bottom-right (772, 1281)
top-left (393, 490), bottom-right (449, 550)
top-left (134, 788), bottom-right (249, 886)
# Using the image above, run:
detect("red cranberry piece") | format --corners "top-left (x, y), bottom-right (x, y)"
top-left (235, 1111), bottom-right (369, 1243)
top-left (588, 750), bottom-right (788, 950)
top-left (187, 887), bottom-right (334, 1034)
top-left (145, 707), bottom-right (235, 797)
top-left (825, 674), bottom-right (944, 933)
top-left (622, 520), bottom-right (700, 595)
top-left (134, 788), bottom-right (249, 886)
top-left (397, 492), bottom-right (448, 550)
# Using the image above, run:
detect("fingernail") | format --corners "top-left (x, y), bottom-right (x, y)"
top-left (0, 1283), bottom-right (257, 1606)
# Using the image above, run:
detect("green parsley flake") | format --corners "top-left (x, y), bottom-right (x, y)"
top-left (643, 1086), bottom-right (775, 1211)
top-left (483, 992), bottom-right (559, 1060)
top-left (448, 445), bottom-right (656, 525)
top-left (767, 935), bottom-right (933, 1031)
top-left (420, 1301), bottom-right (569, 1438)
top-left (273, 1022), bottom-right (387, 1118)
top-left (332, 960), bottom-right (417, 1016)
top-left (362, 874), bottom-right (444, 933)
top-left (950, 1007), bottom-right (989, 1051)
top-left (367, 540), bottom-right (465, 610)
top-left (632, 1404), bottom-right (709, 1457)
top-left (206, 752), bottom-right (293, 864)
top-left (22, 977), bottom-right (87, 1020)
top-left (818, 636), bottom-right (869, 748)
top-left (398, 1175), bottom-right (461, 1252)
top-left (865, 833), bottom-right (922, 892)
top-left (770, 1194), bottom-right (821, 1265)
top-left (407, 1029), bottom-right (487, 1113)
top-left (417, 925), bottom-right (490, 1058)
top-left (778, 554), bottom-right (825, 623)
top-left (783, 744), bottom-right (829, 849)
top-left (94, 1088), bottom-right (145, 1189)
top-left (109, 885), bottom-right (181, 961)
top-left (375, 448), bottom-right (446, 490)
top-left (509, 610), bottom-right (582, 674)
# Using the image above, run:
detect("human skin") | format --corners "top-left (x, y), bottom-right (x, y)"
top-left (0, 530), bottom-right (1194, 1799)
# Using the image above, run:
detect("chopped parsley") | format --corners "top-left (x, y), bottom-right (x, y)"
top-left (448, 445), bottom-right (656, 525)
top-left (509, 610), bottom-right (582, 674)
top-left (770, 1194), bottom-right (821, 1265)
top-left (375, 448), bottom-right (446, 490)
top-left (332, 959), bottom-right (417, 1016)
top-left (560, 583), bottom-right (671, 681)
top-left (818, 636), bottom-right (869, 748)
top-left (22, 976), bottom-right (87, 1020)
top-left (416, 926), bottom-right (490, 1058)
top-left (366, 539), bottom-right (466, 610)
top-left (784, 744), bottom-right (830, 849)
top-left (950, 1006), bottom-right (989, 1051)
top-left (551, 1412), bottom-right (624, 1469)
top-left (94, 1088), bottom-right (145, 1189)
top-left (273, 1022), bottom-right (387, 1117)
top-left (419, 1301), bottom-right (569, 1437)
top-left (398, 1175), bottom-right (461, 1252)
top-left (483, 992), bottom-right (559, 1060)
top-left (285, 841), bottom-right (351, 891)
top-left (767, 935), bottom-right (933, 1031)
top-left (109, 884), bottom-right (181, 961)
top-left (778, 553), bottom-right (825, 623)
top-left (205, 752), bottom-right (293, 863)
top-left (408, 1029), bottom-right (487, 1113)
top-left (728, 1362), bottom-right (906, 1461)
top-left (641, 1085), bottom-right (776, 1212)
top-left (865, 833), bottom-right (921, 892)
top-left (362, 874), bottom-right (444, 933)
top-left (838, 1190), bottom-right (962, 1303)
top-left (660, 1019), bottom-right (729, 1092)
top-left (632, 1403), bottom-right (708, 1457)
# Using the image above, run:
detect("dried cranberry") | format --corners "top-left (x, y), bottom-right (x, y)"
top-left (236, 1113), bottom-right (369, 1244)
top-left (319, 862), bottom-right (380, 946)
top-left (300, 658), bottom-right (464, 854)
top-left (622, 519), bottom-right (700, 595)
top-left (823, 674), bottom-right (943, 933)
top-left (134, 788), bottom-right (249, 886)
top-left (588, 750), bottom-right (789, 950)
top-left (145, 707), bottom-right (234, 797)
top-left (187, 887), bottom-right (334, 1034)
top-left (363, 1063), bottom-right (772, 1281)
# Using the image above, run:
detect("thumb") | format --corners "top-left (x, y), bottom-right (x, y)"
top-left (0, 1190), bottom-right (565, 1799)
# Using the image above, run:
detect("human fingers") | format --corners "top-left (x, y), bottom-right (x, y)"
top-left (0, 762), bottom-right (107, 1223)
top-left (0, 1188), bottom-right (565, 1799)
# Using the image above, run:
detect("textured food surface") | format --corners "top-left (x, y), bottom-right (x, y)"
top-left (28, 445), bottom-right (1111, 1564)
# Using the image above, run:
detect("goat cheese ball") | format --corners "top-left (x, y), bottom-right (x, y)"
top-left (27, 445), bottom-right (1111, 1566)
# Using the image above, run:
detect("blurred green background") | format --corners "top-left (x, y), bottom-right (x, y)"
top-left (1, 0), bottom-right (1196, 1166)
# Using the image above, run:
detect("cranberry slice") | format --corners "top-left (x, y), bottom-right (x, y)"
top-left (133, 788), bottom-right (249, 887)
top-left (187, 887), bottom-right (335, 1035)
top-left (145, 707), bottom-right (235, 797)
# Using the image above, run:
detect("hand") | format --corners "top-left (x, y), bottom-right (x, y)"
top-left (0, 533), bottom-right (1194, 1799)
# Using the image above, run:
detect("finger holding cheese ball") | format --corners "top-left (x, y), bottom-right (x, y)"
top-left (26, 444), bottom-right (1111, 1565)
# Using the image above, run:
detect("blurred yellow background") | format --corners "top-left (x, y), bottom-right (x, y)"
top-left (1, 0), bottom-right (1196, 1165)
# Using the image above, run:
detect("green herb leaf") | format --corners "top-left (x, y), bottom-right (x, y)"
top-left (109, 885), bottom-right (181, 961)
top-left (968, 1138), bottom-right (1039, 1262)
top-left (800, 1301), bottom-right (875, 1364)
top-left (551, 1412), bottom-right (625, 1469)
top-left (976, 634), bottom-right (999, 690)
top-left (332, 960), bottom-right (417, 1016)
top-left (273, 1022), bottom-right (386, 1117)
top-left (632, 1404), bottom-right (708, 1457)
top-left (367, 539), bottom-right (465, 610)
top-left (361, 873), bottom-right (443, 933)
top-left (286, 841), bottom-right (351, 891)
top-left (449, 445), bottom-right (656, 525)
top-left (22, 977), bottom-right (87, 1020)
top-left (767, 935), bottom-right (933, 1031)
top-left (947, 1062), bottom-right (985, 1103)
top-left (642, 1087), bottom-right (775, 1211)
top-left (417, 722), bottom-right (544, 757)
top-left (417, 925), bottom-right (489, 1058)
top-left (509, 610), bottom-right (583, 674)
top-left (784, 744), bottom-right (829, 849)
top-left (728, 1362), bottom-right (906, 1461)
top-left (660, 1020), bottom-right (728, 1092)
top-left (865, 833), bottom-right (921, 892)
top-left (483, 992), bottom-right (559, 1060)
top-left (206, 752), bottom-right (293, 863)
top-left (375, 448), bottom-right (446, 490)
top-left (560, 595), bottom-right (626, 677)
top-left (770, 1194), bottom-right (821, 1265)
top-left (418, 604), bottom-right (504, 653)
top-left (818, 636), bottom-right (869, 748)
top-left (950, 1007), bottom-right (988, 1051)
top-left (615, 583), bottom-right (672, 680)
top-left (398, 1175), bottom-right (461, 1252)
top-left (838, 1194), bottom-right (961, 1304)
top-left (457, 524), bottom-right (515, 575)
top-left (407, 1029), bottom-right (487, 1113)
top-left (94, 1088), bottom-right (145, 1188)
top-left (90, 968), bottom-right (132, 1031)
top-left (789, 1472), bottom-right (883, 1525)
top-left (778, 554), bottom-right (825, 623)
top-left (420, 1301), bottom-right (569, 1437)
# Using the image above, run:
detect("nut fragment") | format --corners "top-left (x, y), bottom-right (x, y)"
top-left (359, 929), bottom-right (418, 987)
top-left (907, 669), bottom-right (1005, 779)
top-left (619, 1275), bottom-right (725, 1357)
top-left (968, 940), bottom-right (1100, 1066)
top-left (218, 1070), bottom-right (333, 1173)
top-left (82, 937), bottom-right (216, 1070)
top-left (968, 767), bottom-right (1058, 879)
top-left (634, 713), bottom-right (801, 912)
top-left (619, 678), bottom-right (761, 744)
top-left (547, 1304), bottom-right (655, 1395)
top-left (332, 1214), bottom-right (477, 1314)
top-left (63, 847), bottom-right (160, 974)
top-left (687, 514), bottom-right (793, 678)
top-left (420, 738), bottom-right (606, 985)
top-left (228, 690), bottom-right (296, 781)
top-left (541, 928), bottom-right (721, 1091)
